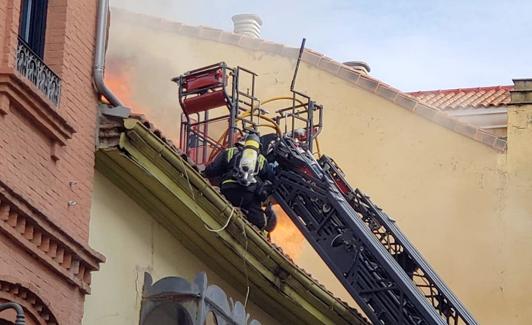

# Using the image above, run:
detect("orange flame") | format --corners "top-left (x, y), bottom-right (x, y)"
top-left (104, 58), bottom-right (144, 113)
top-left (105, 58), bottom-right (306, 260)
top-left (270, 204), bottom-right (306, 261)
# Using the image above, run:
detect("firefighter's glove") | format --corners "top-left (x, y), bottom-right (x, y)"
top-left (264, 202), bottom-right (277, 232)
top-left (256, 180), bottom-right (273, 201)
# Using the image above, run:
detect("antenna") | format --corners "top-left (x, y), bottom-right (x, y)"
top-left (290, 38), bottom-right (306, 92)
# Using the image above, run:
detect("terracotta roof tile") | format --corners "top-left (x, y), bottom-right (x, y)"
top-left (408, 86), bottom-right (512, 110)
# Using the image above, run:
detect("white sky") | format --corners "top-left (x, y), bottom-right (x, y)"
top-left (111, 0), bottom-right (532, 91)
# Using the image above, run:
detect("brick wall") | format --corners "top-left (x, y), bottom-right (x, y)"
top-left (0, 0), bottom-right (99, 242)
top-left (0, 234), bottom-right (83, 324)
top-left (0, 0), bottom-right (102, 323)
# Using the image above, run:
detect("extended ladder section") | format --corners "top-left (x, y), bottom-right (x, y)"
top-left (175, 60), bottom-right (477, 325)
top-left (270, 139), bottom-right (477, 325)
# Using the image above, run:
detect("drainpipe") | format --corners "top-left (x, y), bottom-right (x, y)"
top-left (94, 0), bottom-right (129, 117)
top-left (0, 302), bottom-right (25, 325)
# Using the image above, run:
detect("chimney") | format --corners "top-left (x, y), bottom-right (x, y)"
top-left (232, 14), bottom-right (263, 39)
top-left (343, 61), bottom-right (371, 75)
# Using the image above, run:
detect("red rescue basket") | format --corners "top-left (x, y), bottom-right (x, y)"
top-left (174, 63), bottom-right (229, 115)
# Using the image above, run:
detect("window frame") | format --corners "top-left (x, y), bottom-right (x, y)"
top-left (19, 0), bottom-right (49, 58)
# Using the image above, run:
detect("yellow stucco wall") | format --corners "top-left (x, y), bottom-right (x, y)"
top-left (105, 14), bottom-right (532, 324)
top-left (497, 105), bottom-right (532, 324)
top-left (83, 172), bottom-right (280, 325)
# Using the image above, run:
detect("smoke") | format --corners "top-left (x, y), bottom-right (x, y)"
top-left (105, 7), bottom-right (307, 261)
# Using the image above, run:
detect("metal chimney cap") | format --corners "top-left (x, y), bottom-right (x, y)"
top-left (343, 61), bottom-right (371, 74)
top-left (232, 14), bottom-right (263, 26)
top-left (232, 14), bottom-right (263, 39)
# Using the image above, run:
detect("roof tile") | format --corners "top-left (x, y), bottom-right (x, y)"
top-left (453, 122), bottom-right (478, 138)
top-left (376, 84), bottom-right (398, 101)
top-left (408, 86), bottom-right (512, 110)
top-left (239, 37), bottom-right (263, 50)
top-left (336, 66), bottom-right (361, 83)
top-left (198, 26), bottom-right (223, 41)
top-left (356, 75), bottom-right (379, 92)
top-left (476, 130), bottom-right (497, 147)
top-left (259, 41), bottom-right (284, 54)
top-left (394, 94), bottom-right (418, 111)
top-left (180, 25), bottom-right (200, 37)
top-left (301, 49), bottom-right (324, 66)
top-left (432, 112), bottom-right (457, 130)
top-left (318, 57), bottom-right (341, 75)
top-left (280, 46), bottom-right (300, 58)
top-left (414, 104), bottom-right (438, 120)
top-left (219, 32), bottom-right (242, 45)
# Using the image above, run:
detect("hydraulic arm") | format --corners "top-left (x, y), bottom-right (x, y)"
top-left (270, 138), bottom-right (477, 325)
top-left (174, 56), bottom-right (477, 325)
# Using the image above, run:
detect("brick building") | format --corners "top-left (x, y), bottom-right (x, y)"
top-left (0, 0), bottom-right (104, 323)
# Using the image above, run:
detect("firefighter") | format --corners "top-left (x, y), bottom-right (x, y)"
top-left (202, 133), bottom-right (277, 232)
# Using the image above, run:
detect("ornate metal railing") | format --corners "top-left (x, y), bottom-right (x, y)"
top-left (141, 272), bottom-right (261, 325)
top-left (16, 37), bottom-right (61, 105)
top-left (0, 302), bottom-right (25, 325)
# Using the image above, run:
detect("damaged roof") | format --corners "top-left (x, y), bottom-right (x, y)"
top-left (97, 113), bottom-right (369, 325)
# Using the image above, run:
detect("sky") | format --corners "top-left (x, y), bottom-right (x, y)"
top-left (111, 0), bottom-right (532, 92)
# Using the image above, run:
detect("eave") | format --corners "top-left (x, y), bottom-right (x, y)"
top-left (95, 118), bottom-right (368, 325)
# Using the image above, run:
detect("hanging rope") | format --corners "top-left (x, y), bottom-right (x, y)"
top-left (204, 207), bottom-right (235, 233)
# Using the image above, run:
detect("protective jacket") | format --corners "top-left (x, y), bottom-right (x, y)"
top-left (204, 147), bottom-right (274, 192)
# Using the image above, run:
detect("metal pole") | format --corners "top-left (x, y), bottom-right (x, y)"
top-left (307, 101), bottom-right (314, 152)
top-left (229, 67), bottom-right (239, 146)
top-left (290, 38), bottom-right (306, 92)
top-left (203, 110), bottom-right (209, 164)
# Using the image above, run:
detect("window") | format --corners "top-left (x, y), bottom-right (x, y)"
top-left (19, 0), bottom-right (48, 58)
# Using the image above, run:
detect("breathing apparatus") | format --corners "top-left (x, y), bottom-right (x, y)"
top-left (235, 133), bottom-right (261, 186)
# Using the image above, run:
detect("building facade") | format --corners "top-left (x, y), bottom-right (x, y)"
top-left (0, 0), bottom-right (103, 323)
top-left (102, 9), bottom-right (532, 324)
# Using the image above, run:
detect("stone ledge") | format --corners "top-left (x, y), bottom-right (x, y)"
top-left (509, 78), bottom-right (532, 105)
top-left (0, 180), bottom-right (105, 294)
top-left (0, 69), bottom-right (75, 147)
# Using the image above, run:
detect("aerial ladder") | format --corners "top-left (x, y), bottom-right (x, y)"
top-left (172, 41), bottom-right (478, 325)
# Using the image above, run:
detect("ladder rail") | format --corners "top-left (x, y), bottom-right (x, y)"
top-left (272, 139), bottom-right (446, 324)
top-left (318, 155), bottom-right (477, 325)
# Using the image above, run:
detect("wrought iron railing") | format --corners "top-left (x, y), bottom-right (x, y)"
top-left (16, 37), bottom-right (61, 105)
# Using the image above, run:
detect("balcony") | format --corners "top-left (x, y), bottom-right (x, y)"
top-left (15, 37), bottom-right (61, 106)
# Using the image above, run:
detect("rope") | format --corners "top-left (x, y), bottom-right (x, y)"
top-left (178, 157), bottom-right (195, 200)
top-left (240, 217), bottom-right (251, 308)
top-left (204, 207), bottom-right (251, 307)
top-left (204, 207), bottom-right (235, 233)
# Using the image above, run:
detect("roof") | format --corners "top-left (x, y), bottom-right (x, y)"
top-left (407, 86), bottom-right (512, 110)
top-left (96, 113), bottom-right (369, 325)
top-left (110, 8), bottom-right (507, 152)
